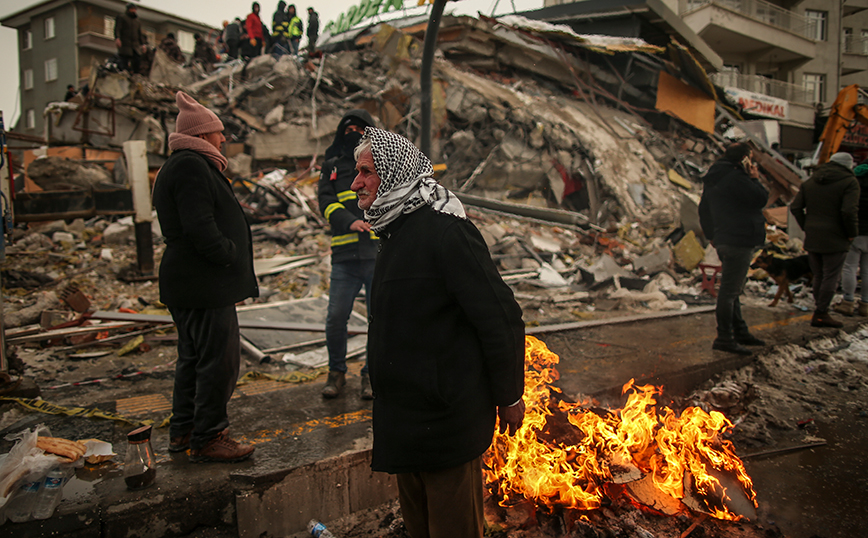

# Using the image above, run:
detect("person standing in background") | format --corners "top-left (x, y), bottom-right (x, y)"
top-left (318, 110), bottom-right (378, 399)
top-left (835, 163), bottom-right (868, 317)
top-left (791, 152), bottom-right (860, 328)
top-left (306, 7), bottom-right (319, 56)
top-left (286, 5), bottom-right (303, 56)
top-left (245, 2), bottom-right (265, 57)
top-left (223, 18), bottom-right (242, 60)
top-left (114, 3), bottom-right (148, 73)
top-left (698, 142), bottom-right (768, 355)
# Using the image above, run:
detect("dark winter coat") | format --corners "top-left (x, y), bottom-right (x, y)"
top-left (273, 1), bottom-right (289, 37)
top-left (790, 162), bottom-right (860, 253)
top-left (698, 159), bottom-right (768, 248)
top-left (368, 205), bottom-right (525, 474)
top-left (114, 11), bottom-right (146, 56)
top-left (307, 10), bottom-right (319, 41)
top-left (318, 109), bottom-right (378, 264)
top-left (223, 21), bottom-right (242, 43)
top-left (857, 175), bottom-right (868, 236)
top-left (153, 150), bottom-right (259, 309)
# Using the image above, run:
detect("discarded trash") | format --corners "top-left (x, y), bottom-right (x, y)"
top-left (123, 426), bottom-right (156, 490)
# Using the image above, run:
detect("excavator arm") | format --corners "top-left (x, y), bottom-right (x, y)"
top-left (817, 84), bottom-right (868, 164)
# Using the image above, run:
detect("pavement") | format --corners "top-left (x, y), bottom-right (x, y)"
top-left (0, 303), bottom-right (864, 538)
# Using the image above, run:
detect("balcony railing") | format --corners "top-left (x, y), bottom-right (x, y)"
top-left (843, 35), bottom-right (868, 55)
top-left (685, 0), bottom-right (818, 40)
top-left (710, 71), bottom-right (813, 104)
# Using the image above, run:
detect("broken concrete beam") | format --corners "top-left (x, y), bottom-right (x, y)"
top-left (248, 123), bottom-right (321, 160)
top-left (27, 157), bottom-right (114, 191)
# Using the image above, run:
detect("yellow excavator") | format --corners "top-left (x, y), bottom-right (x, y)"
top-left (816, 84), bottom-right (868, 164)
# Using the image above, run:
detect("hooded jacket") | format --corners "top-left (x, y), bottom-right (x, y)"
top-left (273, 1), bottom-right (289, 37)
top-left (790, 161), bottom-right (860, 253)
top-left (317, 109), bottom-right (378, 263)
top-left (286, 5), bottom-right (303, 39)
top-left (698, 158), bottom-right (768, 248)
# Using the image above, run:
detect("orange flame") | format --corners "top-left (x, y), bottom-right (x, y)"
top-left (483, 336), bottom-right (757, 520)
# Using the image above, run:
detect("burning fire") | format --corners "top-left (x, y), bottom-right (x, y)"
top-left (483, 336), bottom-right (757, 520)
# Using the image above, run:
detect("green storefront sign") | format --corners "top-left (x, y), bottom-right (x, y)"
top-left (324, 0), bottom-right (405, 35)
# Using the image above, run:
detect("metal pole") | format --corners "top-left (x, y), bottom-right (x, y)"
top-left (420, 0), bottom-right (447, 158)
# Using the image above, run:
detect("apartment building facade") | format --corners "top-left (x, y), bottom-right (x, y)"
top-left (540, 0), bottom-right (868, 156)
top-left (1, 0), bottom-right (215, 136)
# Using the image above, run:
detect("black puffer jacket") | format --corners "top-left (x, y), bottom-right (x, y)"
top-left (368, 206), bottom-right (525, 474)
top-left (317, 109), bottom-right (378, 263)
top-left (153, 150), bottom-right (259, 308)
top-left (790, 161), bottom-right (860, 253)
top-left (698, 159), bottom-right (768, 248)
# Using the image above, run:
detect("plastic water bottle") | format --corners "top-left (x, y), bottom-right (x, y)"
top-left (307, 519), bottom-right (335, 538)
top-left (32, 467), bottom-right (66, 520)
top-left (6, 477), bottom-right (42, 523)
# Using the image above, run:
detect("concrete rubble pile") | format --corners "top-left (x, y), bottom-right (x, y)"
top-left (4, 13), bottom-right (806, 368)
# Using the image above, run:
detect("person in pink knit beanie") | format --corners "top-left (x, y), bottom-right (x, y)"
top-left (152, 91), bottom-right (259, 463)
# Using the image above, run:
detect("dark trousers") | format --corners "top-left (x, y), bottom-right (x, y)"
top-left (326, 259), bottom-right (375, 375)
top-left (169, 305), bottom-right (241, 450)
top-left (118, 53), bottom-right (140, 73)
top-left (226, 39), bottom-right (239, 59)
top-left (809, 251), bottom-right (848, 312)
top-left (396, 457), bottom-right (484, 538)
top-left (715, 244), bottom-right (755, 341)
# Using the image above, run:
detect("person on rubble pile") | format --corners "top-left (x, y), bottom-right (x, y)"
top-left (271, 1), bottom-right (290, 54)
top-left (223, 18), bottom-right (243, 60)
top-left (245, 2), bottom-right (265, 57)
top-left (791, 152), bottom-right (860, 328)
top-left (152, 91), bottom-right (259, 463)
top-left (159, 32), bottom-right (186, 64)
top-left (114, 2), bottom-right (148, 73)
top-left (64, 85), bottom-right (77, 101)
top-left (317, 110), bottom-right (378, 400)
top-left (834, 163), bottom-right (868, 317)
top-left (192, 33), bottom-right (219, 71)
top-left (306, 7), bottom-right (319, 57)
top-left (698, 142), bottom-right (769, 356)
top-left (352, 127), bottom-right (525, 538)
top-left (286, 4), bottom-right (303, 56)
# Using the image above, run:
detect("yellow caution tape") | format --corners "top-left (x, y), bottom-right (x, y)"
top-left (237, 366), bottom-right (328, 385)
top-left (0, 397), bottom-right (152, 427)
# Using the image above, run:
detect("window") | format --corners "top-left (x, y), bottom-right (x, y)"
top-left (23, 29), bottom-right (32, 50)
top-left (104, 15), bottom-right (115, 38)
top-left (44, 16), bottom-right (55, 39)
top-left (804, 73), bottom-right (826, 103)
top-left (862, 30), bottom-right (868, 55)
top-left (844, 27), bottom-right (853, 53)
top-left (45, 58), bottom-right (58, 82)
top-left (805, 10), bottom-right (827, 41)
top-left (26, 109), bottom-right (36, 130)
top-left (177, 30), bottom-right (195, 54)
top-left (24, 69), bottom-right (33, 90)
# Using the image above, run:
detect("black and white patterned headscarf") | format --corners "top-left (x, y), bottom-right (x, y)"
top-left (363, 127), bottom-right (466, 234)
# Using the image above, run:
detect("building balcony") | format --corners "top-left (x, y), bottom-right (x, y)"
top-left (710, 71), bottom-right (816, 126)
top-left (843, 0), bottom-right (868, 18)
top-left (683, 0), bottom-right (816, 64)
top-left (842, 36), bottom-right (868, 75)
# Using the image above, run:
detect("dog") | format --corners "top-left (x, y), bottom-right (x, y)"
top-left (750, 250), bottom-right (812, 307)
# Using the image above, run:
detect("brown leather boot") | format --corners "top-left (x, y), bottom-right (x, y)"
top-left (190, 430), bottom-right (254, 463)
top-left (321, 371), bottom-right (346, 399)
top-left (833, 300), bottom-right (855, 316)
top-left (811, 310), bottom-right (844, 328)
top-left (168, 432), bottom-right (191, 453)
top-left (859, 301), bottom-right (868, 316)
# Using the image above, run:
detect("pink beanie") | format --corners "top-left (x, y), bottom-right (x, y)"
top-left (174, 91), bottom-right (224, 135)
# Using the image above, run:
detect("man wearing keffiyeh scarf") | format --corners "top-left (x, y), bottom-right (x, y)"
top-left (352, 128), bottom-right (526, 538)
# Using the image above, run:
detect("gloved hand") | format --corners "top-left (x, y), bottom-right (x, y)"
top-left (250, 38), bottom-right (256, 46)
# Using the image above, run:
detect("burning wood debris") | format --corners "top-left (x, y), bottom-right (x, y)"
top-left (483, 337), bottom-right (756, 529)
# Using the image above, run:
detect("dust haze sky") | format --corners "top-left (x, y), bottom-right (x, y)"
top-left (0, 0), bottom-right (540, 129)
